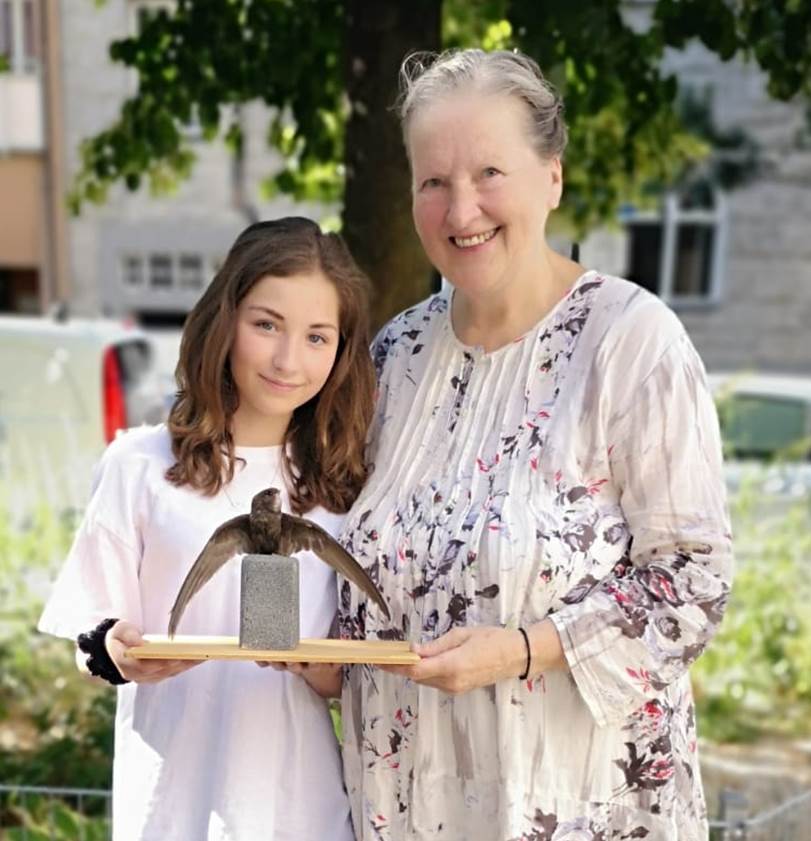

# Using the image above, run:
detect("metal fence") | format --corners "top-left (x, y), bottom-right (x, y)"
top-left (0, 784), bottom-right (111, 840)
top-left (710, 787), bottom-right (811, 840)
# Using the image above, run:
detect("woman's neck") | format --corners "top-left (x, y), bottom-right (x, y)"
top-left (451, 250), bottom-right (584, 353)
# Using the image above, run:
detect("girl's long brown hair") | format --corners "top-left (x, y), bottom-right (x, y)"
top-left (165, 217), bottom-right (375, 514)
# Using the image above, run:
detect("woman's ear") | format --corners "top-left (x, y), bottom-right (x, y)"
top-left (548, 157), bottom-right (563, 210)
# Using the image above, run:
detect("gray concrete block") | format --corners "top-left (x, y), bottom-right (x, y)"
top-left (239, 554), bottom-right (299, 650)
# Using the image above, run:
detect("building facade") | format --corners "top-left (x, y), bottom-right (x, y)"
top-left (3, 1), bottom-right (810, 371)
top-left (1, 0), bottom-right (326, 324)
top-left (0, 0), bottom-right (68, 313)
top-left (582, 3), bottom-right (811, 374)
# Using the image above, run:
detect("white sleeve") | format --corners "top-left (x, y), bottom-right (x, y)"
top-left (549, 332), bottom-right (734, 727)
top-left (38, 443), bottom-right (148, 640)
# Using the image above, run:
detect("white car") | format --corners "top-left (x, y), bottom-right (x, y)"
top-left (0, 313), bottom-right (172, 515)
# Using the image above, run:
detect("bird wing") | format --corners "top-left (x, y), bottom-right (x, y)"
top-left (278, 514), bottom-right (391, 620)
top-left (168, 515), bottom-right (253, 636)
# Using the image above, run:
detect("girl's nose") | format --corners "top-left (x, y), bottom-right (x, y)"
top-left (271, 336), bottom-right (298, 373)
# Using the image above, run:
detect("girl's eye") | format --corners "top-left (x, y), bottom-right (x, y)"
top-left (308, 334), bottom-right (328, 345)
top-left (255, 320), bottom-right (277, 332)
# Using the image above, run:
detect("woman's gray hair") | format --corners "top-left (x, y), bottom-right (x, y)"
top-left (398, 49), bottom-right (568, 160)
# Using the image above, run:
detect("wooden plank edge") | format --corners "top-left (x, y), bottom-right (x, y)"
top-left (125, 636), bottom-right (420, 665)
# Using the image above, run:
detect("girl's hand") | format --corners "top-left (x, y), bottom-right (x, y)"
top-left (257, 660), bottom-right (342, 698)
top-left (103, 620), bottom-right (199, 684)
top-left (379, 621), bottom-right (566, 694)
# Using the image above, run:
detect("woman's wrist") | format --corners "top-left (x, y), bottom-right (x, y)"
top-left (514, 627), bottom-right (530, 679)
top-left (509, 620), bottom-right (567, 681)
top-left (526, 619), bottom-right (567, 677)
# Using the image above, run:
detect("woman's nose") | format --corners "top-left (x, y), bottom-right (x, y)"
top-left (446, 184), bottom-right (480, 232)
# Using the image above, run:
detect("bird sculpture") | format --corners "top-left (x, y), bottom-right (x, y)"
top-left (168, 487), bottom-right (389, 636)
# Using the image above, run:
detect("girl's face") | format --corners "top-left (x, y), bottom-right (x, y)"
top-left (228, 270), bottom-right (341, 446)
top-left (408, 91), bottom-right (562, 301)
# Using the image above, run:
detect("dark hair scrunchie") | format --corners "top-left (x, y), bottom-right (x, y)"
top-left (77, 618), bottom-right (130, 685)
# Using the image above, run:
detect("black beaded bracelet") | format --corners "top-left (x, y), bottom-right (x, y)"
top-left (77, 618), bottom-right (130, 685)
top-left (517, 626), bottom-right (531, 681)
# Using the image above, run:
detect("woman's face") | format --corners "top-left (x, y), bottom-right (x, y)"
top-left (228, 270), bottom-right (341, 445)
top-left (408, 92), bottom-right (562, 299)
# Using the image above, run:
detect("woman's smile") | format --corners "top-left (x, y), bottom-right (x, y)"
top-left (450, 227), bottom-right (501, 249)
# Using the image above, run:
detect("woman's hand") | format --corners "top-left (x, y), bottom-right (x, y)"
top-left (380, 620), bottom-right (567, 694)
top-left (99, 620), bottom-right (199, 684)
top-left (257, 660), bottom-right (342, 698)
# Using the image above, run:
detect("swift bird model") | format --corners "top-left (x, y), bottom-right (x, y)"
top-left (168, 487), bottom-right (390, 636)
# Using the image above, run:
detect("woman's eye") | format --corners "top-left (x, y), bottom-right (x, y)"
top-left (308, 333), bottom-right (328, 345)
top-left (482, 166), bottom-right (501, 178)
top-left (255, 320), bottom-right (277, 332)
top-left (420, 177), bottom-right (442, 190)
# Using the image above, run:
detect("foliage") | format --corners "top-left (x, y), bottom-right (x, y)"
top-left (654, 0), bottom-right (811, 100)
top-left (70, 0), bottom-right (811, 214)
top-left (68, 0), bottom-right (345, 212)
top-left (2, 792), bottom-right (109, 840)
top-left (69, 0), bottom-right (705, 233)
top-left (0, 504), bottom-right (114, 791)
top-left (67, 0), bottom-right (811, 323)
top-left (692, 488), bottom-right (811, 743)
top-left (675, 87), bottom-right (764, 197)
top-left (0, 506), bottom-right (77, 628)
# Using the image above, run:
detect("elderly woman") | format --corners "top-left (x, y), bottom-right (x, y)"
top-left (339, 48), bottom-right (732, 841)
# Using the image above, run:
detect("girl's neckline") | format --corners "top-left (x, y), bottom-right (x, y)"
top-left (444, 268), bottom-right (596, 359)
top-left (233, 443), bottom-right (284, 459)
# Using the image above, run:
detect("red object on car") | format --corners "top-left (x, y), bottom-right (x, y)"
top-left (103, 346), bottom-right (128, 443)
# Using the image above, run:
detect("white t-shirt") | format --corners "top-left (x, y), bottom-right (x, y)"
top-left (39, 425), bottom-right (354, 841)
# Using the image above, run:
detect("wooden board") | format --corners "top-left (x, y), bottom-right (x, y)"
top-left (125, 635), bottom-right (420, 665)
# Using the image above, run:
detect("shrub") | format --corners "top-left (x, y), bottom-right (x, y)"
top-left (692, 485), bottom-right (811, 743)
top-left (0, 503), bottom-right (114, 790)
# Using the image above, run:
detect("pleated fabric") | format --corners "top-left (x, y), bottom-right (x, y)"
top-left (339, 271), bottom-right (732, 841)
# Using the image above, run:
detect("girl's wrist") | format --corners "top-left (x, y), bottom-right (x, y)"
top-left (303, 663), bottom-right (342, 698)
top-left (77, 618), bottom-right (130, 685)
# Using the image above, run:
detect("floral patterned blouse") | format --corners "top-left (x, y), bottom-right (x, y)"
top-left (339, 270), bottom-right (733, 841)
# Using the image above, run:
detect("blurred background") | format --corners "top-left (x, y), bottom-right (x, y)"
top-left (1, 1), bottom-right (810, 838)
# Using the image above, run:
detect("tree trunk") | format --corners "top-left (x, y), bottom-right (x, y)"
top-left (342, 0), bottom-right (441, 332)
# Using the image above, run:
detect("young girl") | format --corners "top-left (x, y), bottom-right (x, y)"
top-left (38, 217), bottom-right (375, 841)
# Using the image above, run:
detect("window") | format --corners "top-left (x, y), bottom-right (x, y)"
top-left (178, 254), bottom-right (204, 290)
top-left (623, 189), bottom-right (727, 307)
top-left (0, 0), bottom-right (38, 74)
top-left (121, 256), bottom-right (145, 288)
top-left (0, 3), bottom-right (9, 63)
top-left (121, 251), bottom-right (209, 293)
top-left (149, 254), bottom-right (173, 289)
